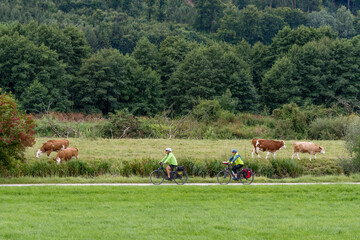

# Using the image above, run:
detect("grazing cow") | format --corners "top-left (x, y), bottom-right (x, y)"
top-left (292, 142), bottom-right (325, 161)
top-left (252, 138), bottom-right (286, 160)
top-left (36, 139), bottom-right (69, 158)
top-left (54, 148), bottom-right (78, 164)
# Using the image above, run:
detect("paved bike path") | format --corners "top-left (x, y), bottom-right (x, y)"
top-left (1, 182), bottom-right (360, 187)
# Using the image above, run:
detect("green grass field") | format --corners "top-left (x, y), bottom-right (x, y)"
top-left (0, 184), bottom-right (359, 240)
top-left (27, 138), bottom-right (348, 163)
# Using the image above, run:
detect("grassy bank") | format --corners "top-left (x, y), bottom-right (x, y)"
top-left (1, 174), bottom-right (360, 184)
top-left (0, 185), bottom-right (360, 239)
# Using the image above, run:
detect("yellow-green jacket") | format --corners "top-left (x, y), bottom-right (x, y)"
top-left (228, 153), bottom-right (244, 165)
top-left (160, 152), bottom-right (177, 165)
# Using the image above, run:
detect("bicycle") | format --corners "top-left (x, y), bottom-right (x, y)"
top-left (150, 163), bottom-right (188, 185)
top-left (217, 161), bottom-right (254, 185)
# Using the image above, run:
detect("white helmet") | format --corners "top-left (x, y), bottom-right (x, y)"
top-left (165, 148), bottom-right (172, 152)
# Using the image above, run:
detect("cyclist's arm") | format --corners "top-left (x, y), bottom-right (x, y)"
top-left (160, 155), bottom-right (168, 164)
top-left (228, 156), bottom-right (234, 163)
top-left (230, 155), bottom-right (240, 164)
top-left (238, 154), bottom-right (244, 162)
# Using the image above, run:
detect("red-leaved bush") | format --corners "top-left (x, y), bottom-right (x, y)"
top-left (0, 93), bottom-right (36, 165)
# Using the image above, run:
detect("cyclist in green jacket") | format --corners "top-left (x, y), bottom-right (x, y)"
top-left (228, 149), bottom-right (244, 181)
top-left (159, 148), bottom-right (178, 180)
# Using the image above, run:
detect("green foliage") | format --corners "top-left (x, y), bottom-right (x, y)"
top-left (309, 116), bottom-right (350, 140)
top-left (159, 36), bottom-right (196, 84)
top-left (343, 115), bottom-right (360, 174)
top-left (307, 10), bottom-right (336, 29)
top-left (168, 42), bottom-right (254, 113)
top-left (335, 6), bottom-right (356, 38)
top-left (192, 99), bottom-right (222, 123)
top-left (262, 57), bottom-right (299, 110)
top-left (0, 30), bottom-right (72, 112)
top-left (20, 80), bottom-right (50, 113)
top-left (270, 25), bottom-right (337, 56)
top-left (194, 0), bottom-right (224, 32)
top-left (103, 109), bottom-right (142, 138)
top-left (0, 1), bottom-right (359, 118)
top-left (132, 36), bottom-right (159, 71)
top-left (272, 102), bottom-right (308, 136)
top-left (216, 89), bottom-right (238, 113)
top-left (0, 157), bottom-right (323, 179)
top-left (2, 160), bottom-right (112, 178)
top-left (0, 92), bottom-right (36, 167)
top-left (34, 117), bottom-right (108, 138)
top-left (345, 116), bottom-right (360, 156)
top-left (75, 48), bottom-right (163, 115)
top-left (270, 158), bottom-right (306, 178)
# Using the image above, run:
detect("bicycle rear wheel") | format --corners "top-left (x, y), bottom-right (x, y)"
top-left (216, 170), bottom-right (231, 185)
top-left (239, 170), bottom-right (254, 185)
top-left (150, 169), bottom-right (165, 185)
top-left (174, 170), bottom-right (188, 185)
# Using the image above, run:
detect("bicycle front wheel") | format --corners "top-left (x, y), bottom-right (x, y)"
top-left (150, 169), bottom-right (165, 185)
top-left (174, 170), bottom-right (188, 185)
top-left (239, 170), bottom-right (254, 185)
top-left (217, 170), bottom-right (231, 185)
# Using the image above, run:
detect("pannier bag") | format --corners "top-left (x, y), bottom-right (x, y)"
top-left (176, 166), bottom-right (185, 171)
top-left (243, 168), bottom-right (252, 179)
top-left (246, 168), bottom-right (251, 179)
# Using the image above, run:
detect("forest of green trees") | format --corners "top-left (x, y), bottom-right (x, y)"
top-left (1, 0), bottom-right (360, 116)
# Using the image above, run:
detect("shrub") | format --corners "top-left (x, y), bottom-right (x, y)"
top-left (0, 92), bottom-right (36, 166)
top-left (34, 117), bottom-right (108, 138)
top-left (309, 116), bottom-right (349, 140)
top-left (340, 117), bottom-right (360, 174)
top-left (272, 102), bottom-right (308, 138)
top-left (344, 116), bottom-right (360, 155)
top-left (270, 158), bottom-right (305, 178)
top-left (103, 109), bottom-right (143, 138)
top-left (192, 99), bottom-right (222, 123)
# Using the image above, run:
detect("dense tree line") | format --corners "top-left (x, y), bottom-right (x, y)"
top-left (0, 0), bottom-right (360, 115)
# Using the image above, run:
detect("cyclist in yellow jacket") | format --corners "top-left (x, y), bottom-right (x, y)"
top-left (159, 148), bottom-right (178, 180)
top-left (228, 149), bottom-right (244, 181)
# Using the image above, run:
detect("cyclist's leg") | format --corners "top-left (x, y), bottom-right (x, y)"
top-left (166, 165), bottom-right (171, 178)
top-left (233, 164), bottom-right (243, 179)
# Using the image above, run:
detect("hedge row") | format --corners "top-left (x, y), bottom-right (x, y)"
top-left (0, 158), bottom-right (346, 178)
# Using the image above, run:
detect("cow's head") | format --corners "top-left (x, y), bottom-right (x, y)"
top-left (53, 157), bottom-right (61, 165)
top-left (281, 141), bottom-right (286, 149)
top-left (36, 149), bottom-right (44, 158)
top-left (319, 146), bottom-right (325, 154)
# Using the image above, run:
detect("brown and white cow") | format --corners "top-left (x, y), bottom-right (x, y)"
top-left (291, 142), bottom-right (325, 161)
top-left (54, 147), bottom-right (78, 164)
top-left (252, 138), bottom-right (286, 160)
top-left (36, 139), bottom-right (69, 158)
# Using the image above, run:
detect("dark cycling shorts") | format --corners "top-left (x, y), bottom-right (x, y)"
top-left (232, 164), bottom-right (243, 173)
top-left (169, 164), bottom-right (177, 170)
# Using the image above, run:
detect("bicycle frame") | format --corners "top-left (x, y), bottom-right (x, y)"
top-left (222, 162), bottom-right (239, 178)
top-left (157, 164), bottom-right (177, 178)
top-left (217, 162), bottom-right (254, 185)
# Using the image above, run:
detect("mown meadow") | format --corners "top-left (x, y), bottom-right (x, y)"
top-left (0, 184), bottom-right (359, 240)
top-left (26, 138), bottom-right (349, 162)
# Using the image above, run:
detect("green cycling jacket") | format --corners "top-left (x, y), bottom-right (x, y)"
top-left (160, 152), bottom-right (177, 165)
